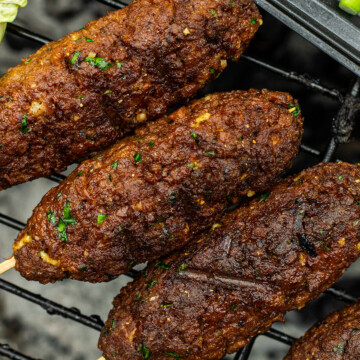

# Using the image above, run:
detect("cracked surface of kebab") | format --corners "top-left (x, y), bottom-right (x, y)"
top-left (285, 301), bottom-right (360, 360)
top-left (98, 162), bottom-right (360, 360)
top-left (0, 0), bottom-right (261, 190)
top-left (12, 89), bottom-right (303, 284)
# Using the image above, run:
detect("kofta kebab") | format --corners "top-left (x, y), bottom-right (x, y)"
top-left (98, 162), bottom-right (360, 360)
top-left (0, 0), bottom-right (261, 190)
top-left (0, 89), bottom-right (303, 281)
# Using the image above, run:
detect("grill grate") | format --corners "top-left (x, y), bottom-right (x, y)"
top-left (0, 0), bottom-right (360, 359)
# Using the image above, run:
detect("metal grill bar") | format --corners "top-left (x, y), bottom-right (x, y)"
top-left (96, 0), bottom-right (127, 8)
top-left (0, 278), bottom-right (104, 331)
top-left (0, 344), bottom-right (39, 360)
top-left (233, 338), bottom-right (256, 360)
top-left (264, 328), bottom-right (296, 345)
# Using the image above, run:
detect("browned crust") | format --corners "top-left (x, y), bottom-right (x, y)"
top-left (13, 89), bottom-right (303, 283)
top-left (0, 0), bottom-right (261, 190)
top-left (285, 301), bottom-right (360, 360)
top-left (98, 162), bottom-right (360, 360)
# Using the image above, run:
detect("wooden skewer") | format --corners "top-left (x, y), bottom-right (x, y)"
top-left (97, 357), bottom-right (105, 360)
top-left (0, 257), bottom-right (16, 275)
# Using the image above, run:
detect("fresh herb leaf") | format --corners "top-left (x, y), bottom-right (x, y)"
top-left (135, 293), bottom-right (142, 301)
top-left (57, 218), bottom-right (68, 243)
top-left (97, 214), bottom-right (107, 225)
top-left (70, 51), bottom-right (81, 66)
top-left (154, 260), bottom-right (171, 270)
top-left (251, 18), bottom-right (257, 24)
top-left (288, 104), bottom-right (300, 117)
top-left (209, 9), bottom-right (218, 17)
top-left (163, 352), bottom-right (182, 359)
top-left (205, 151), bottom-right (215, 156)
top-left (147, 142), bottom-right (154, 147)
top-left (187, 164), bottom-right (199, 170)
top-left (190, 132), bottom-right (197, 141)
top-left (20, 114), bottom-right (30, 133)
top-left (111, 161), bottom-right (118, 170)
top-left (86, 38), bottom-right (94, 42)
top-left (134, 153), bottom-right (142, 163)
top-left (354, 220), bottom-right (359, 226)
top-left (118, 225), bottom-right (123, 232)
top-left (80, 264), bottom-right (87, 271)
top-left (168, 193), bottom-right (177, 205)
top-left (160, 303), bottom-right (173, 309)
top-left (338, 175), bottom-right (343, 181)
top-left (178, 263), bottom-right (187, 272)
top-left (46, 211), bottom-right (57, 226)
top-left (128, 260), bottom-right (135, 269)
top-left (104, 89), bottom-right (112, 95)
top-left (111, 319), bottom-right (116, 329)
top-left (261, 192), bottom-right (270, 202)
top-left (230, 304), bottom-right (237, 311)
top-left (116, 61), bottom-right (124, 68)
top-left (85, 56), bottom-right (113, 70)
top-left (146, 280), bottom-right (158, 289)
top-left (138, 344), bottom-right (151, 359)
top-left (209, 68), bottom-right (216, 74)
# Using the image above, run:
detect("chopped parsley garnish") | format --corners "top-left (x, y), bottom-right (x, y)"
top-left (46, 211), bottom-right (57, 226)
top-left (97, 214), bottom-right (107, 225)
top-left (135, 293), bottom-right (142, 301)
top-left (86, 38), bottom-right (94, 42)
top-left (191, 132), bottom-right (197, 141)
top-left (238, 137), bottom-right (243, 141)
top-left (321, 241), bottom-right (331, 251)
top-left (128, 260), bottom-right (135, 269)
top-left (104, 90), bottom-right (112, 95)
top-left (251, 18), bottom-right (257, 24)
top-left (230, 304), bottom-right (237, 311)
top-left (338, 175), bottom-right (343, 181)
top-left (163, 352), bottom-right (182, 359)
top-left (75, 172), bottom-right (83, 178)
top-left (147, 142), bottom-right (155, 147)
top-left (20, 114), bottom-right (30, 133)
top-left (205, 151), bottom-right (215, 156)
top-left (209, 9), bottom-right (218, 17)
top-left (146, 280), bottom-right (158, 289)
top-left (178, 263), bottom-right (187, 272)
top-left (154, 260), bottom-right (171, 270)
top-left (57, 218), bottom-right (68, 243)
top-left (77, 94), bottom-right (84, 99)
top-left (85, 56), bottom-right (113, 70)
top-left (168, 193), bottom-right (177, 205)
top-left (63, 200), bottom-right (76, 225)
top-left (111, 319), bottom-right (116, 329)
top-left (138, 344), bottom-right (151, 359)
top-left (118, 225), bottom-right (123, 232)
top-left (57, 192), bottom-right (62, 198)
top-left (209, 68), bottom-right (216, 74)
top-left (116, 61), bottom-right (124, 68)
top-left (261, 192), bottom-right (270, 202)
top-left (160, 303), bottom-right (173, 308)
top-left (354, 219), bottom-right (359, 226)
top-left (134, 153), bottom-right (142, 163)
top-left (356, 199), bottom-right (360, 206)
top-left (0, 144), bottom-right (3, 148)
top-left (111, 161), bottom-right (118, 170)
top-left (80, 264), bottom-right (87, 271)
top-left (288, 104), bottom-right (301, 117)
top-left (333, 344), bottom-right (344, 354)
top-left (187, 164), bottom-right (199, 170)
top-left (70, 51), bottom-right (81, 66)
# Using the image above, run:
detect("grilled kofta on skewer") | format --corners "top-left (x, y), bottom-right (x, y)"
top-left (99, 162), bottom-right (360, 360)
top-left (285, 301), bottom-right (360, 360)
top-left (0, 0), bottom-right (261, 190)
top-left (12, 89), bottom-right (303, 283)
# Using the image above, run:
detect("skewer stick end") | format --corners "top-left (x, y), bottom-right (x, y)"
top-left (0, 257), bottom-right (16, 275)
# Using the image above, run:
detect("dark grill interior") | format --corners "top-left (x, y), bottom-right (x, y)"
top-left (0, 0), bottom-right (360, 359)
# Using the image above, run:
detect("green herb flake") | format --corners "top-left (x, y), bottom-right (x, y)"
top-left (356, 200), bottom-right (360, 206)
top-left (57, 218), bottom-right (68, 243)
top-left (147, 142), bottom-right (155, 147)
top-left (134, 153), bottom-right (142, 163)
top-left (46, 211), bottom-right (57, 226)
top-left (209, 68), bottom-right (216, 74)
top-left (0, 144), bottom-right (3, 148)
top-left (333, 344), bottom-right (344, 354)
top-left (288, 104), bottom-right (301, 117)
top-left (160, 303), bottom-right (173, 309)
top-left (261, 192), bottom-right (270, 202)
top-left (138, 344), bottom-right (151, 359)
top-left (57, 192), bottom-right (62, 198)
top-left (118, 225), bottom-right (123, 232)
top-left (77, 94), bottom-right (84, 99)
top-left (20, 114), bottom-right (30, 134)
top-left (85, 56), bottom-right (113, 70)
top-left (86, 38), bottom-right (94, 42)
top-left (178, 263), bottom-right (187, 272)
top-left (168, 193), bottom-right (177, 205)
top-left (338, 175), bottom-right (343, 181)
top-left (135, 293), bottom-right (142, 301)
top-left (190, 132), bottom-right (198, 142)
top-left (146, 280), bottom-right (158, 289)
top-left (354, 220), bottom-right (359, 226)
top-left (128, 260), bottom-right (135, 269)
top-left (111, 319), bottom-right (116, 329)
top-left (251, 18), bottom-right (257, 24)
top-left (209, 9), bottom-right (218, 17)
top-left (63, 200), bottom-right (76, 225)
top-left (111, 161), bottom-right (118, 170)
top-left (163, 352), bottom-right (182, 359)
top-left (187, 164), bottom-right (199, 170)
top-left (230, 304), bottom-right (237, 311)
top-left (75, 171), bottom-right (83, 178)
top-left (97, 214), bottom-right (107, 225)
top-left (80, 264), bottom-right (87, 271)
top-left (116, 61), bottom-right (124, 68)
top-left (104, 90), bottom-right (112, 95)
top-left (154, 260), bottom-right (171, 270)
top-left (205, 151), bottom-right (215, 156)
top-left (70, 51), bottom-right (81, 65)
top-left (321, 241), bottom-right (331, 251)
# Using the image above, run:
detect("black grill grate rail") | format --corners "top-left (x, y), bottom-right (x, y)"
top-left (0, 0), bottom-right (360, 359)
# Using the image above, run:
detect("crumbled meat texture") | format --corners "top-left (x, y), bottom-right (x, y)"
top-left (98, 162), bottom-right (360, 360)
top-left (285, 301), bottom-right (360, 360)
top-left (0, 0), bottom-right (261, 190)
top-left (13, 89), bottom-right (303, 283)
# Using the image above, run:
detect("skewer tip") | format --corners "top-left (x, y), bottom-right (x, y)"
top-left (0, 257), bottom-right (16, 275)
